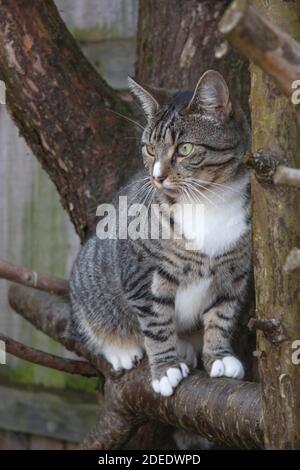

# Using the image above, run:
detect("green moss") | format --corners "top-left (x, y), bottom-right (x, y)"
top-left (1, 363), bottom-right (35, 385)
top-left (0, 363), bottom-right (100, 395)
top-left (64, 374), bottom-right (100, 393)
top-left (145, 52), bottom-right (153, 65)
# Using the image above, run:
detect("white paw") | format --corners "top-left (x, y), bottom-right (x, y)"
top-left (176, 339), bottom-right (198, 368)
top-left (210, 356), bottom-right (244, 380)
top-left (151, 363), bottom-right (189, 397)
top-left (102, 342), bottom-right (144, 371)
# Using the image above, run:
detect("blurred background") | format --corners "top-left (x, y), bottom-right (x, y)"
top-left (0, 0), bottom-right (137, 449)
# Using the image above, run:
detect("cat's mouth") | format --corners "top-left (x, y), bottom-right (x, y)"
top-left (152, 178), bottom-right (179, 193)
top-left (151, 176), bottom-right (179, 192)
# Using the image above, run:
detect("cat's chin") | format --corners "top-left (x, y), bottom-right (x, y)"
top-left (158, 186), bottom-right (180, 196)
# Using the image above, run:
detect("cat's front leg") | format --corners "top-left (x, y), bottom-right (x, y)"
top-left (202, 298), bottom-right (244, 380)
top-left (137, 271), bottom-right (190, 397)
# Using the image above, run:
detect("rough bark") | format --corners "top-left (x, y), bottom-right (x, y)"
top-left (81, 405), bottom-right (139, 450)
top-left (136, 0), bottom-right (250, 116)
top-left (0, 0), bottom-right (140, 240)
top-left (8, 284), bottom-right (263, 450)
top-left (220, 0), bottom-right (300, 450)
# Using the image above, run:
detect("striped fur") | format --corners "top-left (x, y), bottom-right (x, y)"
top-left (70, 71), bottom-right (252, 396)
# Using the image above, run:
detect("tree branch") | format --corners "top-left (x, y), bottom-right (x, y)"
top-left (0, 0), bottom-right (140, 240)
top-left (245, 151), bottom-right (300, 188)
top-left (219, 0), bottom-right (300, 112)
top-left (0, 259), bottom-right (69, 296)
top-left (81, 404), bottom-right (139, 450)
top-left (248, 318), bottom-right (288, 344)
top-left (273, 166), bottom-right (300, 189)
top-left (8, 283), bottom-right (263, 449)
top-left (0, 333), bottom-right (98, 377)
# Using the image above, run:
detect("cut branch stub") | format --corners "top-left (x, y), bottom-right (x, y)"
top-left (274, 167), bottom-right (300, 189)
top-left (248, 318), bottom-right (288, 344)
top-left (244, 150), bottom-right (280, 182)
top-left (244, 151), bottom-right (300, 188)
top-left (284, 248), bottom-right (300, 274)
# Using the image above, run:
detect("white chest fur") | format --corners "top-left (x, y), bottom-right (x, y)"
top-left (173, 177), bottom-right (249, 330)
top-left (173, 177), bottom-right (248, 257)
top-left (175, 278), bottom-right (212, 330)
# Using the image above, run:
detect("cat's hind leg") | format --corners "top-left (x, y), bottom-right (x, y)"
top-left (72, 314), bottom-right (144, 371)
top-left (101, 336), bottom-right (144, 371)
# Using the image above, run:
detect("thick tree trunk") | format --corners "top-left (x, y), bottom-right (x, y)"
top-left (251, 0), bottom-right (300, 450)
top-left (136, 0), bottom-right (250, 116)
top-left (0, 0), bottom-right (140, 240)
top-left (221, 0), bottom-right (300, 449)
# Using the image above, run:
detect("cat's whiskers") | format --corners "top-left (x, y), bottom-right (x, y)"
top-left (107, 108), bottom-right (145, 131)
top-left (132, 178), bottom-right (152, 202)
top-left (182, 182), bottom-right (218, 209)
top-left (181, 185), bottom-right (194, 207)
top-left (187, 178), bottom-right (227, 203)
top-left (132, 99), bottom-right (148, 120)
top-left (140, 184), bottom-right (156, 234)
top-left (138, 178), bottom-right (155, 209)
top-left (189, 177), bottom-right (247, 199)
top-left (145, 185), bottom-right (156, 212)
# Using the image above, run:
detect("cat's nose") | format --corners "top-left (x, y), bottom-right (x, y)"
top-left (154, 174), bottom-right (167, 183)
top-left (153, 161), bottom-right (167, 184)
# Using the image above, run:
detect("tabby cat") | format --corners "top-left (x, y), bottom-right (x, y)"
top-left (69, 70), bottom-right (251, 396)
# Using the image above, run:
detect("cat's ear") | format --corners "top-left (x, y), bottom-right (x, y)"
top-left (128, 76), bottom-right (170, 119)
top-left (187, 70), bottom-right (231, 119)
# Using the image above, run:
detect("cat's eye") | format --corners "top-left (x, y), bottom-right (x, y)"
top-left (145, 144), bottom-right (156, 156)
top-left (177, 143), bottom-right (194, 156)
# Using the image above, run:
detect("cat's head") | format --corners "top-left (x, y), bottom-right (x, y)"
top-left (128, 70), bottom-right (249, 197)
